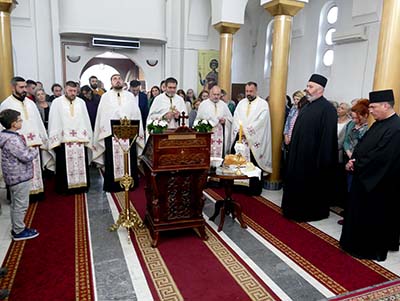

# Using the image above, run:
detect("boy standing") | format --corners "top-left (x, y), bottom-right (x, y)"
top-left (0, 109), bottom-right (39, 240)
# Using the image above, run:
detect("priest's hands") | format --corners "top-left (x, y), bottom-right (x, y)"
top-left (173, 110), bottom-right (180, 119)
top-left (219, 117), bottom-right (225, 125)
top-left (164, 111), bottom-right (174, 121)
top-left (345, 159), bottom-right (355, 171)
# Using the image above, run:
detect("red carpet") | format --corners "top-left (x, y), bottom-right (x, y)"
top-left (0, 180), bottom-right (94, 301)
top-left (330, 279), bottom-right (400, 300)
top-left (111, 181), bottom-right (281, 301)
top-left (205, 188), bottom-right (398, 295)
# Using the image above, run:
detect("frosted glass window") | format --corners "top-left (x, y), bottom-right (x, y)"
top-left (325, 28), bottom-right (336, 45)
top-left (327, 6), bottom-right (338, 24)
top-left (323, 50), bottom-right (334, 66)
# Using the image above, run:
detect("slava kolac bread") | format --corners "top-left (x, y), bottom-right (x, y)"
top-left (223, 154), bottom-right (247, 166)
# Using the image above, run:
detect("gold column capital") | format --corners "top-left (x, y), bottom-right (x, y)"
top-left (213, 21), bottom-right (241, 35)
top-left (263, 0), bottom-right (304, 17)
top-left (0, 0), bottom-right (15, 13)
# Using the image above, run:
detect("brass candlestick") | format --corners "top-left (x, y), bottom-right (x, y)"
top-left (109, 118), bottom-right (144, 237)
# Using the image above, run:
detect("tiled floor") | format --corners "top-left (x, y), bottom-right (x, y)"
top-left (0, 175), bottom-right (399, 301)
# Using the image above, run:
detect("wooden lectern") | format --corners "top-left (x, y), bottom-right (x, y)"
top-left (141, 127), bottom-right (211, 247)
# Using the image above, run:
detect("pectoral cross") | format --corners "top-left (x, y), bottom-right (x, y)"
top-left (179, 112), bottom-right (189, 127)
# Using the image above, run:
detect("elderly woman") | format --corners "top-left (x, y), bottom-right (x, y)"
top-left (35, 88), bottom-right (51, 129)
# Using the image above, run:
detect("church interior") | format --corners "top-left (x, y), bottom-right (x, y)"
top-left (1, 0), bottom-right (400, 300)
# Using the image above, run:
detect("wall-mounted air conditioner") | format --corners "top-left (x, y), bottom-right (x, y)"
top-left (332, 26), bottom-right (367, 44)
top-left (92, 37), bottom-right (140, 49)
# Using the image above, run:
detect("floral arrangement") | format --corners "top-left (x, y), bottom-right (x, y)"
top-left (193, 119), bottom-right (213, 132)
top-left (147, 118), bottom-right (168, 133)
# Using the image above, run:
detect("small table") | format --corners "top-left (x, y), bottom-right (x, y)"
top-left (208, 172), bottom-right (248, 232)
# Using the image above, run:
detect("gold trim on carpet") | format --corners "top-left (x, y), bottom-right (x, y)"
top-left (114, 192), bottom-right (184, 301)
top-left (205, 189), bottom-right (346, 295)
top-left (75, 193), bottom-right (93, 301)
top-left (252, 196), bottom-right (398, 281)
top-left (205, 189), bottom-right (398, 294)
top-left (203, 227), bottom-right (278, 301)
top-left (0, 202), bottom-right (38, 292)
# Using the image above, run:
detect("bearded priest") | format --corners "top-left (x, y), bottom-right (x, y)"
top-left (48, 81), bottom-right (93, 194)
top-left (196, 85), bottom-right (232, 158)
top-left (93, 74), bottom-right (144, 192)
top-left (1, 76), bottom-right (54, 201)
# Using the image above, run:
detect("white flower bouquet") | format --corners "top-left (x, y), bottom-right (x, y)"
top-left (147, 118), bottom-right (168, 133)
top-left (193, 119), bottom-right (213, 132)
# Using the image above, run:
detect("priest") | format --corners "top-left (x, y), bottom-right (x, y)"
top-left (47, 81), bottom-right (93, 194)
top-left (146, 77), bottom-right (187, 130)
top-left (281, 74), bottom-right (338, 222)
top-left (340, 89), bottom-right (400, 261)
top-left (231, 81), bottom-right (272, 195)
top-left (1, 76), bottom-right (54, 201)
top-left (93, 74), bottom-right (144, 192)
top-left (196, 85), bottom-right (232, 158)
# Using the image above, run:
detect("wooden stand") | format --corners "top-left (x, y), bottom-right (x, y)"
top-left (141, 127), bottom-right (211, 247)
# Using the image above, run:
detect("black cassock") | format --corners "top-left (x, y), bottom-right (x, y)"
top-left (103, 135), bottom-right (139, 192)
top-left (281, 96), bottom-right (338, 222)
top-left (340, 114), bottom-right (400, 261)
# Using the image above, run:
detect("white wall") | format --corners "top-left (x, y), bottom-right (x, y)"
top-left (11, 0), bottom-right (56, 92)
top-left (9, 0), bottom-right (384, 103)
top-left (63, 40), bottom-right (164, 90)
top-left (58, 0), bottom-right (166, 41)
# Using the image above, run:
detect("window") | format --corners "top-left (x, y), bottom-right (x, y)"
top-left (315, 3), bottom-right (338, 73)
top-left (264, 20), bottom-right (274, 78)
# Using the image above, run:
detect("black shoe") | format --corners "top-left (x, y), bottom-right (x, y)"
top-left (375, 251), bottom-right (387, 262)
top-left (0, 289), bottom-right (9, 300)
top-left (0, 267), bottom-right (7, 278)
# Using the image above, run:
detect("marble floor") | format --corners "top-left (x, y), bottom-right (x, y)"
top-left (0, 170), bottom-right (399, 301)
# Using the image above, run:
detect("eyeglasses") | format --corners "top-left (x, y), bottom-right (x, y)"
top-left (16, 119), bottom-right (23, 123)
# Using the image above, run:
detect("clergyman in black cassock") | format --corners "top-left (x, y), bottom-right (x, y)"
top-left (281, 74), bottom-right (338, 222)
top-left (340, 89), bottom-right (400, 261)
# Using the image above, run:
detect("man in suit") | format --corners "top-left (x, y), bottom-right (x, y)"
top-left (129, 80), bottom-right (149, 129)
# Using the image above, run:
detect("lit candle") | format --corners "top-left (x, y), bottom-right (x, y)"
top-left (239, 121), bottom-right (243, 142)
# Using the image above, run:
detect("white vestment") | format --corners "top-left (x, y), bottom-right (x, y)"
top-left (93, 89), bottom-right (144, 165)
top-left (231, 96), bottom-right (272, 173)
top-left (1, 95), bottom-right (54, 194)
top-left (48, 96), bottom-right (93, 149)
top-left (196, 99), bottom-right (232, 158)
top-left (146, 92), bottom-right (188, 129)
top-left (48, 96), bottom-right (93, 188)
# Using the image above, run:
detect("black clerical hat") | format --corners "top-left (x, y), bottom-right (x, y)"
top-left (309, 74), bottom-right (328, 88)
top-left (369, 89), bottom-right (394, 103)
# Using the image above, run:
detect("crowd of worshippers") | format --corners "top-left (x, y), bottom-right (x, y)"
top-left (0, 74), bottom-right (399, 263)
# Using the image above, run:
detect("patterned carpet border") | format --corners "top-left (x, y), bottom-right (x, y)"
top-left (114, 191), bottom-right (280, 301)
top-left (204, 189), bottom-right (397, 295)
top-left (0, 203), bottom-right (37, 292)
top-left (252, 195), bottom-right (398, 280)
top-left (203, 227), bottom-right (278, 301)
top-left (329, 279), bottom-right (400, 301)
top-left (114, 191), bottom-right (184, 301)
top-left (75, 194), bottom-right (94, 301)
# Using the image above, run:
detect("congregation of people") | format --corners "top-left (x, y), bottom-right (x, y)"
top-left (1, 72), bottom-right (399, 270)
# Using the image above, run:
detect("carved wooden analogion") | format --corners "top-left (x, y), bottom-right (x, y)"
top-left (141, 128), bottom-right (211, 247)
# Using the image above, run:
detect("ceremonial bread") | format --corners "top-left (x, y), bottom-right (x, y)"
top-left (224, 154), bottom-right (247, 166)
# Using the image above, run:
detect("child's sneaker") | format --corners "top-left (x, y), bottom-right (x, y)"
top-left (11, 228), bottom-right (39, 241)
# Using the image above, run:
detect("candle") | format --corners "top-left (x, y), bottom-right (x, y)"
top-left (239, 122), bottom-right (243, 142)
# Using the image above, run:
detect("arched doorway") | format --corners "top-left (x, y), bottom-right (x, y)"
top-left (79, 51), bottom-right (146, 90)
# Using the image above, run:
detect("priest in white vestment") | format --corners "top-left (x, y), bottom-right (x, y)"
top-left (146, 77), bottom-right (187, 132)
top-left (48, 81), bottom-right (93, 194)
top-left (231, 82), bottom-right (272, 195)
top-left (195, 85), bottom-right (232, 158)
top-left (93, 74), bottom-right (144, 192)
top-left (0, 76), bottom-right (54, 201)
